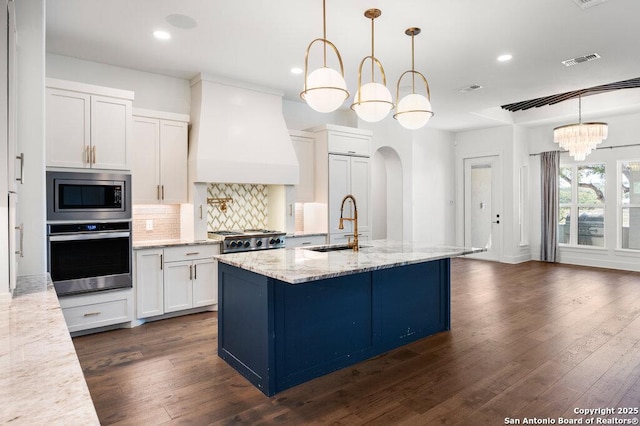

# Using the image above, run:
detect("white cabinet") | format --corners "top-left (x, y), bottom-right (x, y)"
top-left (132, 109), bottom-right (189, 204)
top-left (135, 244), bottom-right (219, 319)
top-left (309, 125), bottom-right (372, 243)
top-left (135, 248), bottom-right (164, 318)
top-left (286, 234), bottom-right (327, 248)
top-left (290, 130), bottom-right (315, 202)
top-left (59, 289), bottom-right (133, 334)
top-left (46, 79), bottom-right (133, 170)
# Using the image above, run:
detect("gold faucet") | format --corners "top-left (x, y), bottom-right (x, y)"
top-left (338, 194), bottom-right (359, 251)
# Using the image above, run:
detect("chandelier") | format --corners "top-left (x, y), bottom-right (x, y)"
top-left (350, 9), bottom-right (394, 123)
top-left (553, 95), bottom-right (608, 161)
top-left (300, 0), bottom-right (349, 113)
top-left (393, 27), bottom-right (434, 130)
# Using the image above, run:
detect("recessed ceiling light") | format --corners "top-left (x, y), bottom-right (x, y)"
top-left (165, 14), bottom-right (197, 29)
top-left (153, 30), bottom-right (171, 40)
top-left (497, 54), bottom-right (513, 62)
top-left (290, 67), bottom-right (303, 75)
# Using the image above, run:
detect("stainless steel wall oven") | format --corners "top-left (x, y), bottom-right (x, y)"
top-left (47, 221), bottom-right (132, 296)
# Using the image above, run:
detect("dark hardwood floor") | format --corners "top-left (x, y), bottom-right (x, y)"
top-left (73, 259), bottom-right (640, 425)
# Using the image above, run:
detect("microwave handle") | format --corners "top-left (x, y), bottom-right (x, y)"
top-left (49, 231), bottom-right (130, 242)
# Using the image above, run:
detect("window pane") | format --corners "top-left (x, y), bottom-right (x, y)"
top-left (577, 207), bottom-right (604, 247)
top-left (578, 165), bottom-right (605, 205)
top-left (622, 207), bottom-right (640, 250)
top-left (558, 206), bottom-right (571, 244)
top-left (622, 161), bottom-right (640, 205)
top-left (559, 167), bottom-right (572, 204)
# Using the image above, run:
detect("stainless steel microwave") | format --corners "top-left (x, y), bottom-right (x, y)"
top-left (46, 171), bottom-right (132, 221)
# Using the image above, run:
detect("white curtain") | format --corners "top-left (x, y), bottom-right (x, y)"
top-left (540, 151), bottom-right (559, 262)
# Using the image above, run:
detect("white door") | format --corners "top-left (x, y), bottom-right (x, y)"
top-left (192, 258), bottom-right (217, 308)
top-left (91, 95), bottom-right (131, 170)
top-left (464, 156), bottom-right (502, 261)
top-left (159, 120), bottom-right (188, 204)
top-left (328, 154), bottom-right (351, 234)
top-left (132, 116), bottom-right (161, 203)
top-left (135, 249), bottom-right (164, 318)
top-left (164, 261), bottom-right (193, 313)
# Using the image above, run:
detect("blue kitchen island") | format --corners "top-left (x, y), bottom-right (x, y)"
top-left (215, 240), bottom-right (481, 396)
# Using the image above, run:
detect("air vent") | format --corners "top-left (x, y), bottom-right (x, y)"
top-left (561, 53), bottom-right (601, 67)
top-left (459, 84), bottom-right (483, 93)
top-left (571, 0), bottom-right (608, 9)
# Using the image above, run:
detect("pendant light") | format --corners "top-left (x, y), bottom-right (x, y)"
top-left (553, 94), bottom-right (608, 161)
top-left (300, 0), bottom-right (349, 113)
top-left (393, 28), bottom-right (434, 130)
top-left (350, 9), bottom-right (394, 123)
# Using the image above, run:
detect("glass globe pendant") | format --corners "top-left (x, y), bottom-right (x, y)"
top-left (300, 0), bottom-right (349, 113)
top-left (350, 9), bottom-right (394, 123)
top-left (394, 28), bottom-right (434, 130)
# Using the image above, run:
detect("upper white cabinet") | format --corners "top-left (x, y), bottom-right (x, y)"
top-left (132, 109), bottom-right (189, 204)
top-left (308, 125), bottom-right (373, 241)
top-left (46, 79), bottom-right (133, 170)
top-left (290, 130), bottom-right (315, 203)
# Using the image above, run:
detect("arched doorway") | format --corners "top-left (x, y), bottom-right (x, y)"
top-left (372, 147), bottom-right (403, 240)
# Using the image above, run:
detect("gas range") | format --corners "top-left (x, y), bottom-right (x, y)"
top-left (208, 229), bottom-right (286, 254)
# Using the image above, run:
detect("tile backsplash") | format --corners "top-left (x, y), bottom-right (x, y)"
top-left (132, 204), bottom-right (181, 241)
top-left (207, 183), bottom-right (267, 231)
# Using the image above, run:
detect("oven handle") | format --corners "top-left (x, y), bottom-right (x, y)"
top-left (49, 231), bottom-right (131, 242)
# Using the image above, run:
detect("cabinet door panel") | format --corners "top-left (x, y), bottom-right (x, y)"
top-left (164, 261), bottom-right (193, 312)
top-left (91, 96), bottom-right (131, 170)
top-left (159, 120), bottom-right (188, 204)
top-left (350, 156), bottom-right (371, 233)
top-left (328, 154), bottom-right (351, 234)
top-left (135, 249), bottom-right (164, 318)
top-left (46, 89), bottom-right (90, 168)
top-left (192, 258), bottom-right (217, 307)
top-left (292, 135), bottom-right (315, 202)
top-left (132, 117), bottom-right (161, 203)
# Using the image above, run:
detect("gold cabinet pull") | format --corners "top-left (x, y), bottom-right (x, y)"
top-left (157, 185), bottom-right (161, 200)
top-left (16, 153), bottom-right (24, 184)
top-left (83, 312), bottom-right (101, 317)
top-left (189, 264), bottom-right (193, 280)
top-left (15, 224), bottom-right (23, 257)
top-left (85, 146), bottom-right (90, 164)
top-left (92, 145), bottom-right (97, 164)
top-left (199, 205), bottom-right (203, 220)
top-left (161, 185), bottom-right (165, 200)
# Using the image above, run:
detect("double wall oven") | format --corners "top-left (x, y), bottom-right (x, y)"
top-left (46, 171), bottom-right (132, 296)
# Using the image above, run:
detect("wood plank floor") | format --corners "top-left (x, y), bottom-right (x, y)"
top-left (73, 259), bottom-right (640, 425)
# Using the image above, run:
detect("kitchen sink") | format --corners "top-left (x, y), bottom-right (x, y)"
top-left (306, 244), bottom-right (371, 252)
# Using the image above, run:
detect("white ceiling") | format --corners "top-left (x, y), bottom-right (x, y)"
top-left (45, 0), bottom-right (640, 132)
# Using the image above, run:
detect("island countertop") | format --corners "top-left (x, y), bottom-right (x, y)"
top-left (215, 239), bottom-right (483, 284)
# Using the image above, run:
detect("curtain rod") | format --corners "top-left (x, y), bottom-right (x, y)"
top-left (529, 143), bottom-right (640, 157)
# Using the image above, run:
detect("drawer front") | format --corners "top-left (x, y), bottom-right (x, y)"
top-left (163, 244), bottom-right (220, 262)
top-left (287, 235), bottom-right (327, 248)
top-left (61, 297), bottom-right (130, 332)
top-left (327, 133), bottom-right (370, 157)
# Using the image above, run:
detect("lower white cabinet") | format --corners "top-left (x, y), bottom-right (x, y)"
top-left (59, 289), bottom-right (133, 333)
top-left (135, 244), bottom-right (219, 319)
top-left (287, 234), bottom-right (327, 248)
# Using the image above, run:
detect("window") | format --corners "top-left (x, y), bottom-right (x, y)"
top-left (621, 161), bottom-right (640, 250)
top-left (558, 164), bottom-right (605, 247)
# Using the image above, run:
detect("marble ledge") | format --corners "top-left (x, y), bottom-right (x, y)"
top-left (1, 274), bottom-right (99, 425)
top-left (133, 239), bottom-right (221, 249)
top-left (215, 239), bottom-right (484, 284)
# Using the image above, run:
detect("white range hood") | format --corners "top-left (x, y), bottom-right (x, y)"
top-left (188, 74), bottom-right (299, 185)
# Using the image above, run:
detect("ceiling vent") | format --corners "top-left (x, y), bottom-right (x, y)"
top-left (571, 0), bottom-right (608, 9)
top-left (459, 84), bottom-right (483, 93)
top-left (561, 53), bottom-right (601, 67)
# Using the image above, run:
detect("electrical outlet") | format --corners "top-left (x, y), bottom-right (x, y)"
top-left (145, 219), bottom-right (153, 231)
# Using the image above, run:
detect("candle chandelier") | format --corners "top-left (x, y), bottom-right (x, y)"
top-left (553, 94), bottom-right (608, 161)
top-left (301, 3), bottom-right (434, 129)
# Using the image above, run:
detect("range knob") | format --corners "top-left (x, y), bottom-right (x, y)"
top-left (230, 241), bottom-right (237, 248)
top-left (256, 240), bottom-right (263, 247)
top-left (243, 241), bottom-right (250, 248)
top-left (269, 238), bottom-right (276, 244)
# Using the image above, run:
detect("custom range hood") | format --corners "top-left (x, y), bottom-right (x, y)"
top-left (189, 73), bottom-right (299, 184)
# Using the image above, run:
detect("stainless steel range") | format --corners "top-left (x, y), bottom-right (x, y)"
top-left (208, 229), bottom-right (286, 254)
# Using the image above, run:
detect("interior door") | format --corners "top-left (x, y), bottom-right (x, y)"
top-left (464, 156), bottom-right (502, 261)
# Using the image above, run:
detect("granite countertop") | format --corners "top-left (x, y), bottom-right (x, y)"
top-left (215, 239), bottom-right (484, 284)
top-left (286, 232), bottom-right (327, 238)
top-left (133, 239), bottom-right (221, 249)
top-left (0, 275), bottom-right (99, 425)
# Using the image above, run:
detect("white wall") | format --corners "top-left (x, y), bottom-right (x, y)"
top-left (16, 0), bottom-right (46, 275)
top-left (46, 53), bottom-right (191, 114)
top-left (528, 110), bottom-right (640, 271)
